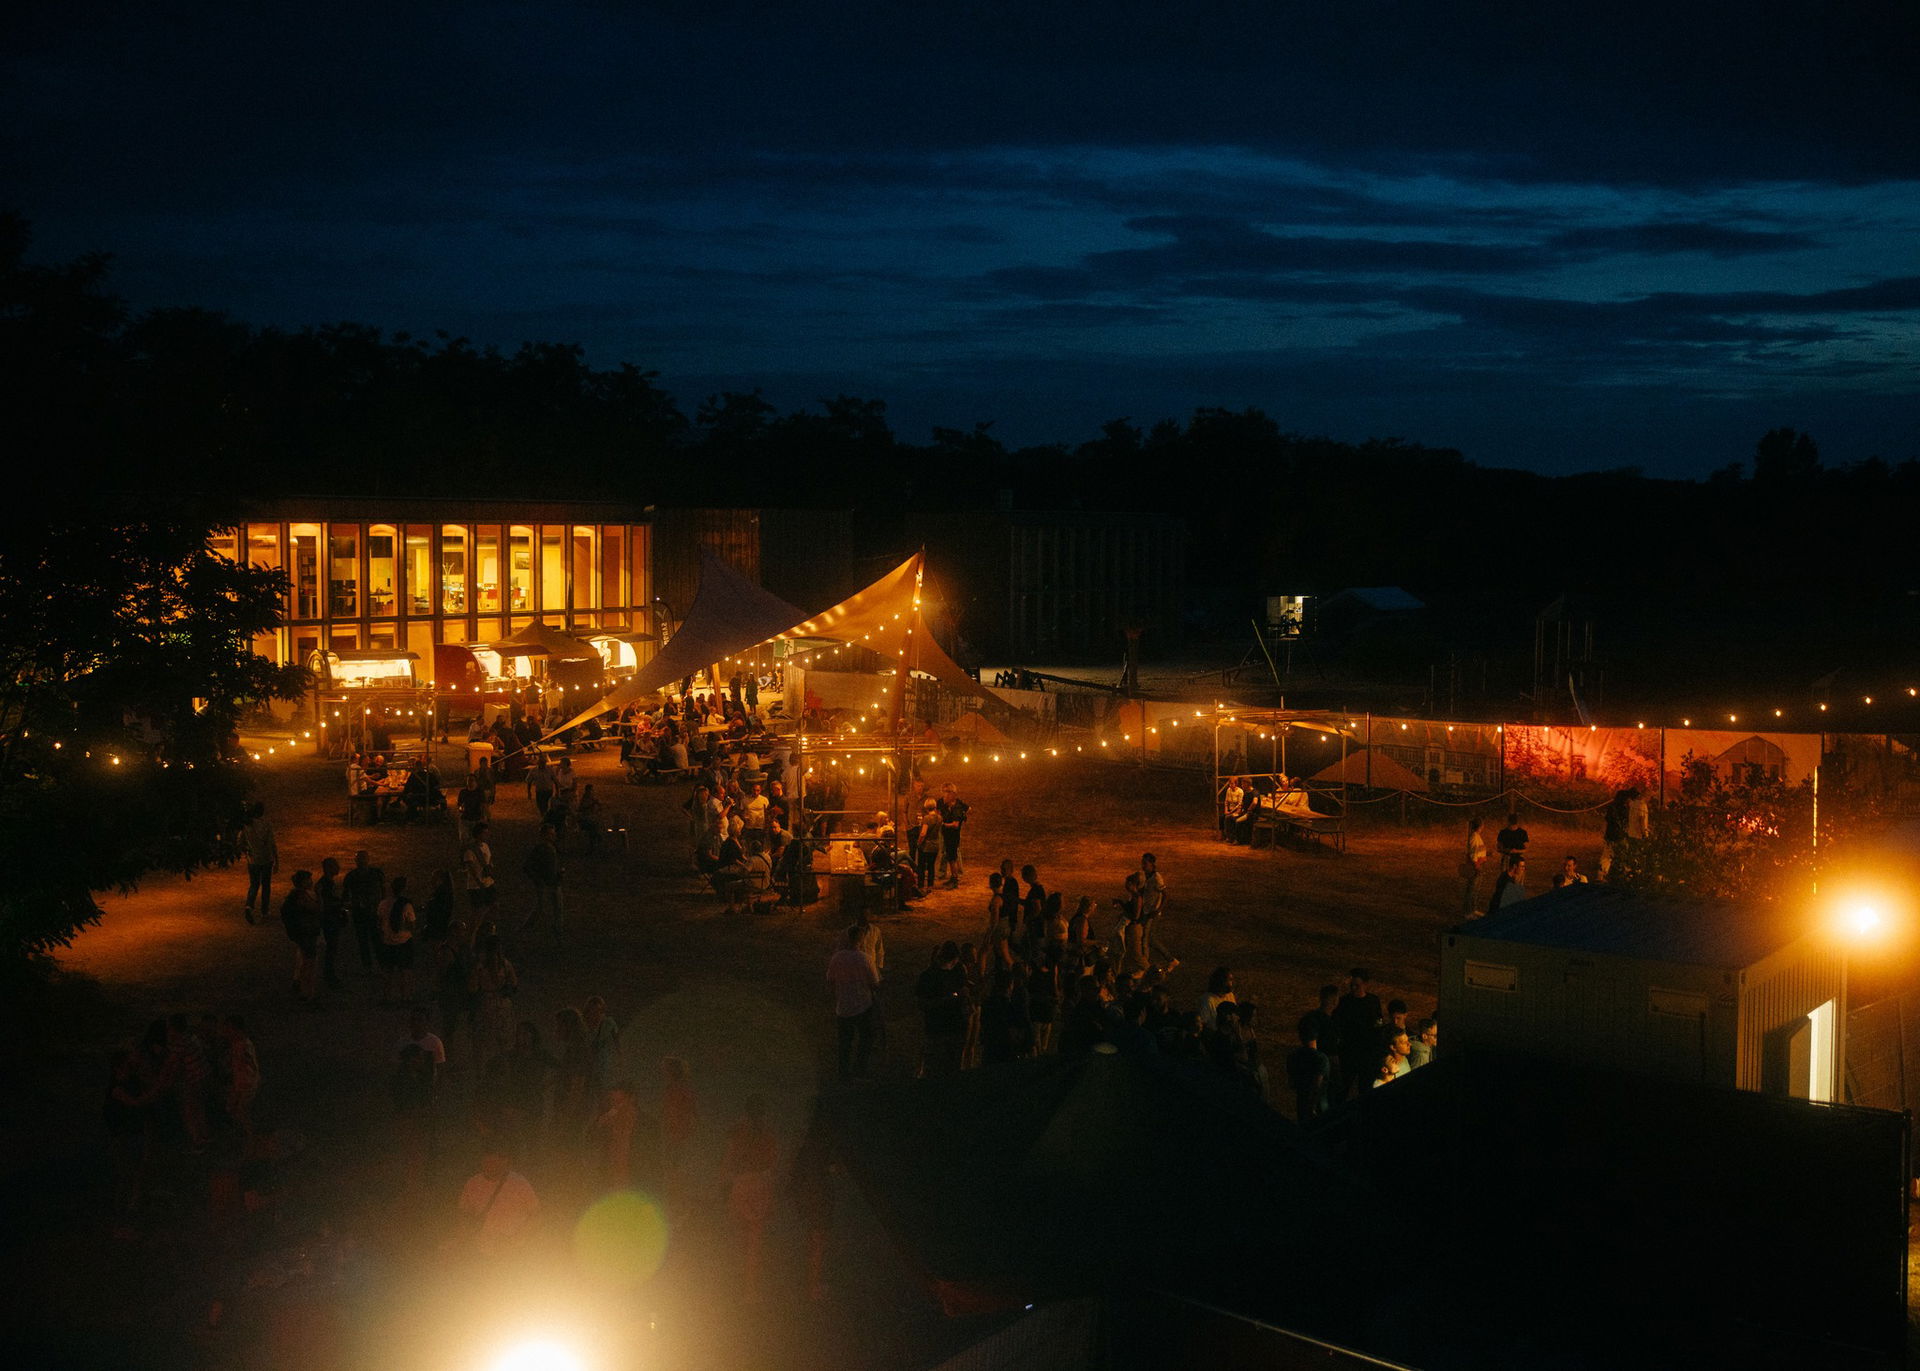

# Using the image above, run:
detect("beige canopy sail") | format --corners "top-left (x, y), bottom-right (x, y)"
top-left (1311, 747), bottom-right (1430, 792)
top-left (542, 550), bottom-right (988, 740)
top-left (540, 549), bottom-right (805, 737)
top-left (773, 551), bottom-right (986, 699)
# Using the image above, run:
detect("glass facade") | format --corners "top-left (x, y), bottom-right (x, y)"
top-left (221, 513), bottom-right (653, 665)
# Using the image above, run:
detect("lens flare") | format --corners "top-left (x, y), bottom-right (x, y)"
top-left (1847, 903), bottom-right (1884, 938)
top-left (572, 1191), bottom-right (669, 1288)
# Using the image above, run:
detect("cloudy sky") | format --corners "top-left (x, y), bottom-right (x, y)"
top-left (5, 1), bottom-right (1916, 473)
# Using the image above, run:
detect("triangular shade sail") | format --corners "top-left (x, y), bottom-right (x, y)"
top-left (779, 553), bottom-right (986, 699)
top-left (542, 551), bottom-right (803, 736)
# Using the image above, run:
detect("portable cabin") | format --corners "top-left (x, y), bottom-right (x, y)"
top-left (1441, 884), bottom-right (1844, 1098)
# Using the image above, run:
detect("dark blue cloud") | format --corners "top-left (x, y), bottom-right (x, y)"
top-left (2, 0), bottom-right (1915, 473)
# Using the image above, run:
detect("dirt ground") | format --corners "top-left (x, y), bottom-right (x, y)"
top-left (1, 736), bottom-right (1611, 1370)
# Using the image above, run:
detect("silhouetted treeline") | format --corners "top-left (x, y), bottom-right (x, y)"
top-left (8, 216), bottom-right (1917, 709)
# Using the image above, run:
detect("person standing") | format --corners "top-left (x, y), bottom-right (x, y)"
top-left (937, 783), bottom-right (968, 888)
top-left (1332, 969), bottom-right (1384, 1102)
top-left (455, 1148), bottom-right (540, 1257)
top-left (397, 1004), bottom-right (447, 1071)
top-left (470, 934), bottom-right (520, 1068)
top-left (1487, 854), bottom-right (1528, 914)
top-left (462, 823), bottom-right (496, 919)
top-left (1373, 1029), bottom-right (1412, 1087)
top-left (279, 869), bottom-right (323, 1003)
top-left (827, 937), bottom-right (881, 1079)
top-left (583, 995), bottom-right (622, 1113)
top-left (377, 875), bottom-right (418, 1005)
top-left (317, 856), bottom-right (349, 989)
top-left (1599, 787), bottom-right (1638, 880)
top-left (588, 1081), bottom-right (644, 1191)
top-left (1495, 810), bottom-right (1530, 861)
top-left (723, 1097), bottom-right (780, 1304)
top-left (421, 869), bottom-right (456, 943)
top-left (222, 1016), bottom-right (262, 1148)
top-left (342, 850), bottom-right (385, 977)
top-left (1135, 853), bottom-right (1177, 974)
top-left (456, 771), bottom-right (490, 846)
top-left (1287, 1016), bottom-right (1331, 1123)
top-left (661, 1057), bottom-right (699, 1210)
top-left (914, 942), bottom-right (968, 1077)
top-left (575, 783), bottom-right (603, 854)
top-left (1460, 816), bottom-right (1488, 917)
top-left (1407, 1017), bottom-right (1438, 1070)
top-left (239, 802), bottom-right (279, 925)
top-left (520, 824), bottom-right (565, 940)
top-left (526, 753), bottom-right (557, 817)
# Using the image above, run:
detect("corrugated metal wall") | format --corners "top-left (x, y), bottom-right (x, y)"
top-left (1736, 942), bottom-right (1846, 1093)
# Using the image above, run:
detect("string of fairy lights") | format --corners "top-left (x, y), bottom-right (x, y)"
top-left (27, 676), bottom-right (1920, 778)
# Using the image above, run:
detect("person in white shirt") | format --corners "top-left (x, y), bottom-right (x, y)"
top-left (1461, 816), bottom-right (1488, 917)
top-left (457, 1149), bottom-right (540, 1255)
top-left (1220, 779), bottom-right (1244, 842)
top-left (826, 941), bottom-right (880, 1079)
top-left (462, 822), bottom-right (497, 913)
top-left (742, 783), bottom-right (771, 854)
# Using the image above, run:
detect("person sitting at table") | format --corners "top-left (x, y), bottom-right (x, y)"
top-left (865, 828), bottom-right (902, 902)
top-left (1232, 781), bottom-right (1260, 844)
top-left (348, 753), bottom-right (382, 822)
top-left (698, 827), bottom-right (751, 905)
top-left (401, 756), bottom-right (441, 821)
top-left (467, 714), bottom-right (490, 743)
top-left (630, 732), bottom-right (661, 776)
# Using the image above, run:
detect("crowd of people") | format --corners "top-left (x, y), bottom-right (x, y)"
top-left (1461, 806), bottom-right (1617, 917)
top-left (107, 674), bottom-right (1472, 1348)
top-left (105, 1011), bottom-right (263, 1220)
top-left (820, 853), bottom-right (1441, 1126)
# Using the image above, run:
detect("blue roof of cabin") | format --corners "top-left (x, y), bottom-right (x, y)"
top-left (1455, 884), bottom-right (1807, 970)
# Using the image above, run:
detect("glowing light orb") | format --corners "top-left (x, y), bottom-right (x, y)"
top-left (488, 1339), bottom-right (586, 1371)
top-left (1847, 903), bottom-right (1885, 938)
top-left (572, 1191), bottom-right (669, 1288)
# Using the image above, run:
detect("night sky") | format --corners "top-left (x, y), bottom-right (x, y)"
top-left (6, 1), bottom-right (1916, 474)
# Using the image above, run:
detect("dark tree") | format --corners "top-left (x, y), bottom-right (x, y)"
top-left (1752, 427), bottom-right (1821, 485)
top-left (0, 518), bottom-right (308, 960)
